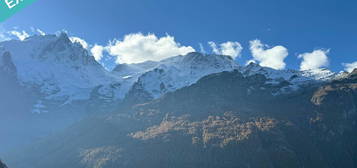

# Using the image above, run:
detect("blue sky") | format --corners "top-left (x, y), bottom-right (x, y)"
top-left (2, 0), bottom-right (357, 71)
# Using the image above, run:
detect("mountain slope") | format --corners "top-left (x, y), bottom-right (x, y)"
top-left (123, 52), bottom-right (239, 104)
top-left (92, 52), bottom-right (238, 103)
top-left (0, 34), bottom-right (122, 154)
top-left (1, 33), bottom-right (339, 109)
top-left (0, 37), bottom-right (238, 154)
top-left (0, 33), bottom-right (121, 104)
top-left (2, 34), bottom-right (356, 168)
top-left (242, 62), bottom-right (338, 86)
top-left (6, 68), bottom-right (357, 168)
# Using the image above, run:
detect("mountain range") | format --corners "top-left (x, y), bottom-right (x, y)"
top-left (0, 34), bottom-right (356, 168)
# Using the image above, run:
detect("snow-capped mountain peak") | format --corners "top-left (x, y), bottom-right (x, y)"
top-left (0, 33), bottom-right (119, 104)
top-left (241, 62), bottom-right (338, 86)
top-left (128, 52), bottom-right (239, 99)
top-left (0, 33), bottom-right (346, 113)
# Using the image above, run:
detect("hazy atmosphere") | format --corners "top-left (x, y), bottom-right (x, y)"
top-left (0, 0), bottom-right (356, 168)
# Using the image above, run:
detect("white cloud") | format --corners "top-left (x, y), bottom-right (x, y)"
top-left (91, 44), bottom-right (105, 61)
top-left (249, 40), bottom-right (288, 70)
top-left (9, 30), bottom-right (29, 41)
top-left (298, 49), bottom-right (329, 71)
top-left (106, 33), bottom-right (195, 64)
top-left (343, 61), bottom-right (357, 73)
top-left (208, 41), bottom-right (243, 59)
top-left (69, 36), bottom-right (89, 49)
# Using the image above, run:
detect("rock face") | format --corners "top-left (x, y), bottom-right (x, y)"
top-left (0, 51), bottom-right (34, 117)
top-left (5, 69), bottom-right (357, 168)
top-left (0, 160), bottom-right (7, 168)
top-left (0, 52), bottom-right (17, 80)
top-left (0, 33), bottom-right (119, 103)
top-left (0, 34), bottom-right (121, 154)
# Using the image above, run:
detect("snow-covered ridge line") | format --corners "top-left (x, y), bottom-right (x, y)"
top-left (0, 33), bottom-right (348, 109)
top-left (0, 33), bottom-right (121, 103)
top-left (241, 62), bottom-right (341, 85)
top-left (128, 52), bottom-right (239, 99)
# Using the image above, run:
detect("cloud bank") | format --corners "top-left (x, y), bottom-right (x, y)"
top-left (2, 28), bottom-right (354, 73)
top-left (249, 40), bottom-right (288, 70)
top-left (107, 33), bottom-right (195, 64)
top-left (208, 41), bottom-right (243, 59)
top-left (91, 44), bottom-right (105, 61)
top-left (298, 49), bottom-right (329, 71)
top-left (343, 61), bottom-right (357, 72)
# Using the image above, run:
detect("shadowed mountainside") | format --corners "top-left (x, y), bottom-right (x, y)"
top-left (0, 160), bottom-right (7, 168)
top-left (5, 69), bottom-right (357, 168)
